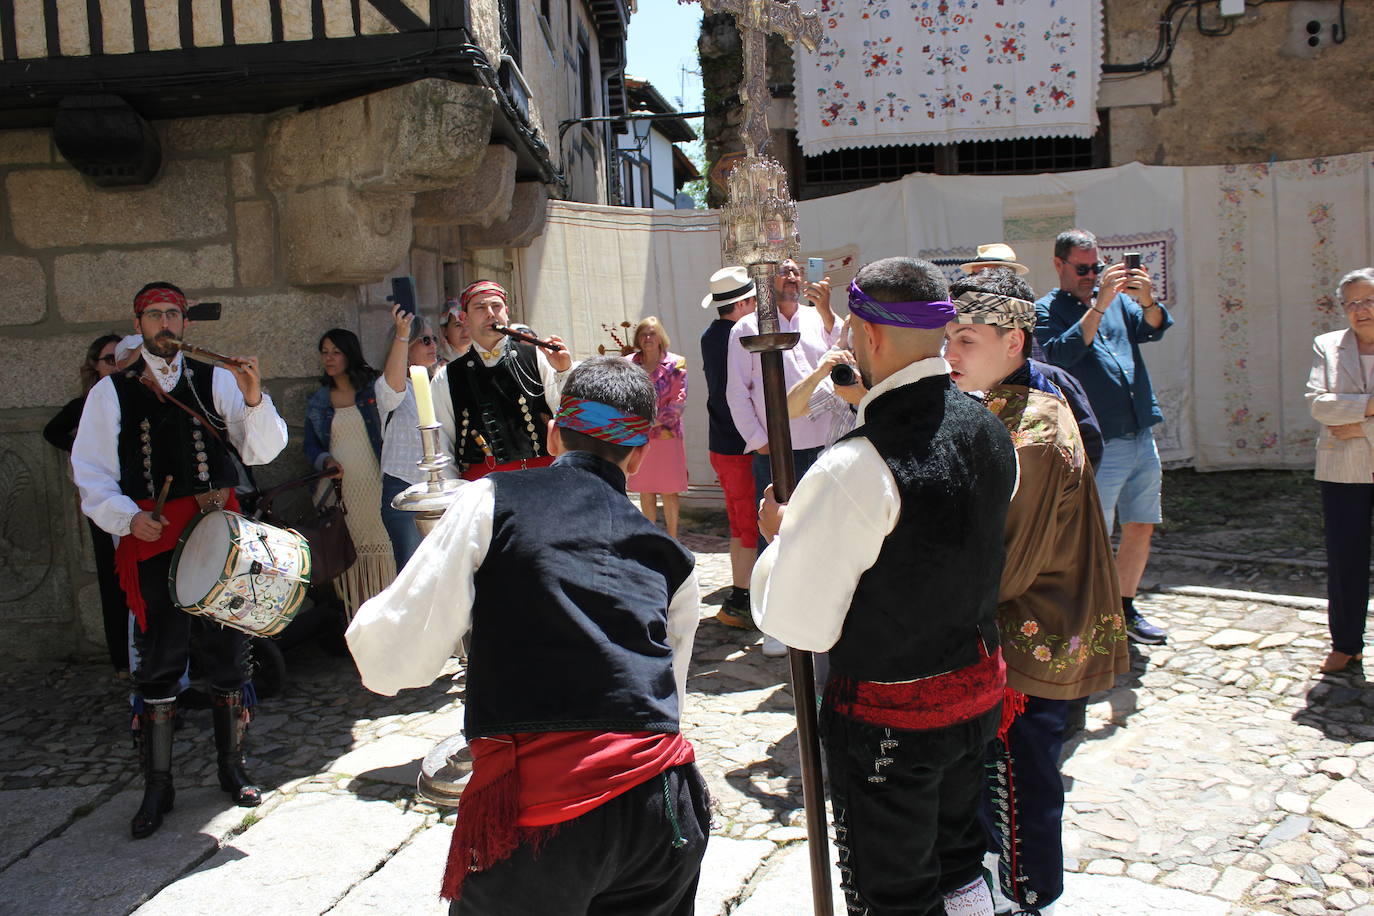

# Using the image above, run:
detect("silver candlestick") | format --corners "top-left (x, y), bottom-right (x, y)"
top-left (391, 424), bottom-right (464, 535)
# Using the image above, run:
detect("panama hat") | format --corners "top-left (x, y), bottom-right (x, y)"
top-left (961, 243), bottom-right (1030, 276)
top-left (701, 266), bottom-right (757, 309)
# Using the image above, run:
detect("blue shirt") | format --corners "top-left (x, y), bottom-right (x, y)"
top-left (1033, 289), bottom-right (1173, 442)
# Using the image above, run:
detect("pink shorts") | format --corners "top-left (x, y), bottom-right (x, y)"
top-left (710, 452), bottom-right (758, 543)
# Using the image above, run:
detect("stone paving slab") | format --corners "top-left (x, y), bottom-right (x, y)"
top-left (729, 843), bottom-right (847, 916)
top-left (0, 788), bottom-right (247, 916)
top-left (132, 792), bottom-right (424, 915)
top-left (694, 836), bottom-right (775, 915)
top-left (0, 785), bottom-right (106, 871)
top-left (1059, 873), bottom-right (1230, 914)
top-left (329, 821), bottom-right (449, 916)
top-left (326, 734), bottom-right (434, 786)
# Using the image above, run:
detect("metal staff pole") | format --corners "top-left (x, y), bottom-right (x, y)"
top-left (729, 156), bottom-right (832, 914)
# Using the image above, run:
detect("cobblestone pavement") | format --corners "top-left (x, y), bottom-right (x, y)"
top-left (2, 533), bottom-right (1374, 915)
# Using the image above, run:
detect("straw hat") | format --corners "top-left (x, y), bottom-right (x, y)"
top-left (701, 266), bottom-right (757, 309)
top-left (960, 243), bottom-right (1030, 276)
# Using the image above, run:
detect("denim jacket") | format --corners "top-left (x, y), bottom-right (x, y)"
top-left (304, 383), bottom-right (383, 471)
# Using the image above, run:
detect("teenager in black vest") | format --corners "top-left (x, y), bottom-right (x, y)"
top-left (347, 356), bottom-right (708, 915)
top-left (754, 258), bottom-right (1018, 916)
top-left (71, 282), bottom-right (289, 839)
top-left (429, 280), bottom-right (572, 480)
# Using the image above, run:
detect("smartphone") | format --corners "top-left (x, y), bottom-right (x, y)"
top-left (807, 258), bottom-right (825, 284)
top-left (185, 302), bottom-right (221, 321)
top-left (1122, 252), bottom-right (1142, 289)
top-left (388, 276), bottom-right (418, 317)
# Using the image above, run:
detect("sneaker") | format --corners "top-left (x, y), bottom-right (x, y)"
top-left (1126, 612), bottom-right (1167, 645)
top-left (762, 636), bottom-right (789, 658)
top-left (715, 605), bottom-right (754, 629)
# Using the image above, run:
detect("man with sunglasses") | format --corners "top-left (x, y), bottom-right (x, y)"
top-left (1035, 229), bottom-right (1174, 647)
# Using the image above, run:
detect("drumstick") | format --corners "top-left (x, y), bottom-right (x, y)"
top-left (152, 476), bottom-right (173, 522)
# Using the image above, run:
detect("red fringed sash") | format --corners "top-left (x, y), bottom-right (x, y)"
top-left (828, 646), bottom-right (1008, 732)
top-left (440, 730), bottom-right (694, 901)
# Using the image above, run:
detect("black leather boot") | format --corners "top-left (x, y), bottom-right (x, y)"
top-left (131, 699), bottom-right (176, 839)
top-left (212, 689), bottom-right (262, 807)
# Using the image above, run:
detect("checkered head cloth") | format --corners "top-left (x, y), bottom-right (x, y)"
top-left (952, 291), bottom-right (1036, 330)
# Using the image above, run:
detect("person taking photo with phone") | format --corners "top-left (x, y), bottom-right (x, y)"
top-left (1034, 229), bottom-right (1174, 647)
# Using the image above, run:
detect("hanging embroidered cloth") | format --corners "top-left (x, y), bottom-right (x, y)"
top-left (793, 0), bottom-right (1103, 155)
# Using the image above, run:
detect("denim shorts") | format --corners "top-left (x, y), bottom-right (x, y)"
top-left (1095, 427), bottom-right (1163, 530)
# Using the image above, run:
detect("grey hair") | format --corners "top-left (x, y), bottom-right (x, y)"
top-left (410, 314), bottom-right (435, 341)
top-left (1336, 268), bottom-right (1374, 303)
top-left (1053, 229), bottom-right (1097, 261)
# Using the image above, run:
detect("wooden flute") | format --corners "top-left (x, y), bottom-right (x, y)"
top-left (493, 324), bottom-right (565, 353)
top-left (176, 341), bottom-right (250, 368)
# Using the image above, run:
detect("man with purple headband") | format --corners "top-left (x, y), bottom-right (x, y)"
top-left (754, 257), bottom-right (1017, 916)
top-left (347, 356), bottom-right (707, 915)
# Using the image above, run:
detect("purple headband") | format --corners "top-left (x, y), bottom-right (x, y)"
top-left (847, 280), bottom-right (956, 329)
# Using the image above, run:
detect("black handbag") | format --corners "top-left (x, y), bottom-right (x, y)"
top-left (294, 478), bottom-right (357, 583)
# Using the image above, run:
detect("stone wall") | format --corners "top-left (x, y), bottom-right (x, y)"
top-left (1104, 0), bottom-right (1374, 166)
top-left (0, 76), bottom-right (546, 662)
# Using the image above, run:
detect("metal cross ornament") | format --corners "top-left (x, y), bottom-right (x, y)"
top-left (692, 0), bottom-right (822, 157)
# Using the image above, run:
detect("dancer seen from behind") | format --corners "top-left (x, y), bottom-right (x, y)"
top-left (754, 257), bottom-right (1017, 916)
top-left (347, 357), bottom-right (708, 915)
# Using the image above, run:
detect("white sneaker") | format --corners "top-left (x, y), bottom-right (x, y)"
top-left (762, 636), bottom-right (788, 658)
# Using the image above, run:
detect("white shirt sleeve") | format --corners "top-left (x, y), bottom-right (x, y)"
top-left (374, 373), bottom-right (406, 420)
top-left (430, 363), bottom-right (458, 459)
top-left (725, 320), bottom-right (768, 453)
top-left (537, 347), bottom-right (570, 416)
top-left (210, 367), bottom-right (288, 466)
top-left (346, 477), bottom-right (493, 696)
top-left (666, 569), bottom-right (701, 711)
top-left (72, 377), bottom-right (142, 537)
top-left (752, 437), bottom-right (899, 652)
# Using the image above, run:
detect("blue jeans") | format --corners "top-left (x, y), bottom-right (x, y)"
top-left (381, 473), bottom-right (425, 572)
top-left (1095, 427), bottom-right (1163, 532)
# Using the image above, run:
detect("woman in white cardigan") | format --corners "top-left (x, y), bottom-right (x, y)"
top-left (1307, 267), bottom-right (1374, 674)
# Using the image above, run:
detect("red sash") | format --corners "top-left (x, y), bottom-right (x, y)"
top-left (440, 730), bottom-right (694, 900)
top-left (828, 645), bottom-right (1007, 732)
top-left (115, 492), bottom-right (240, 631)
top-left (460, 455), bottom-right (556, 481)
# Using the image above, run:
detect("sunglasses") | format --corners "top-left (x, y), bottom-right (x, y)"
top-left (1071, 262), bottom-right (1108, 277)
top-left (96, 355), bottom-right (118, 365)
top-left (412, 334), bottom-right (437, 345)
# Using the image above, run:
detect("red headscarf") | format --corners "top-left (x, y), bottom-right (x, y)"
top-left (459, 280), bottom-right (507, 310)
top-left (134, 286), bottom-right (188, 316)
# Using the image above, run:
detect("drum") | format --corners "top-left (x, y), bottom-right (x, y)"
top-left (170, 509), bottom-right (311, 637)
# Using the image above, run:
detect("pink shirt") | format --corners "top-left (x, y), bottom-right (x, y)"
top-left (725, 306), bottom-right (842, 453)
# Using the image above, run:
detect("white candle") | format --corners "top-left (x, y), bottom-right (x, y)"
top-left (410, 365), bottom-right (436, 427)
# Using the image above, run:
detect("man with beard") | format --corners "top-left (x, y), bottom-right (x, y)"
top-left (431, 280), bottom-right (573, 480)
top-left (753, 257), bottom-right (1017, 916)
top-left (945, 270), bottom-right (1129, 916)
top-left (72, 282), bottom-right (288, 838)
top-left (726, 258), bottom-right (840, 656)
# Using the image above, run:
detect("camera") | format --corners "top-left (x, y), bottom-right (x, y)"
top-left (830, 363), bottom-right (859, 387)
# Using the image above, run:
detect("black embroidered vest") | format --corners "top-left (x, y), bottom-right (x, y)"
top-left (111, 358), bottom-right (238, 501)
top-left (446, 341), bottom-right (549, 466)
top-left (464, 451), bottom-right (695, 738)
top-left (828, 375), bottom-right (1018, 683)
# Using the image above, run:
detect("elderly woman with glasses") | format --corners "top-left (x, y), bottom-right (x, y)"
top-left (375, 305), bottom-right (448, 570)
top-left (1308, 267), bottom-right (1374, 674)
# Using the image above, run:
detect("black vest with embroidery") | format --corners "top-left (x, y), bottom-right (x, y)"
top-left (828, 375), bottom-right (1018, 683)
top-left (112, 358), bottom-right (238, 501)
top-left (446, 341), bottom-right (549, 466)
top-left (463, 451), bottom-right (695, 738)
